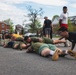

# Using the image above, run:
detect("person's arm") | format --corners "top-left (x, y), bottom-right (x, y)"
top-left (59, 13), bottom-right (63, 25)
top-left (43, 20), bottom-right (46, 29)
top-left (43, 23), bottom-right (45, 27)
top-left (51, 24), bottom-right (53, 33)
top-left (58, 37), bottom-right (64, 40)
top-left (71, 43), bottom-right (75, 50)
top-left (25, 44), bottom-right (31, 49)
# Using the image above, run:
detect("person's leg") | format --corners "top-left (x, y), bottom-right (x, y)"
top-left (50, 30), bottom-right (52, 39)
top-left (41, 48), bottom-right (51, 56)
top-left (68, 50), bottom-right (76, 58)
top-left (48, 28), bottom-right (51, 38)
top-left (13, 42), bottom-right (27, 50)
top-left (62, 50), bottom-right (76, 58)
top-left (20, 43), bottom-right (27, 49)
top-left (3, 43), bottom-right (8, 48)
top-left (47, 44), bottom-right (63, 60)
top-left (41, 48), bottom-right (61, 61)
top-left (3, 41), bottom-right (14, 48)
top-left (39, 44), bottom-right (56, 57)
top-left (13, 42), bottom-right (25, 50)
top-left (45, 28), bottom-right (49, 38)
top-left (57, 49), bottom-right (76, 58)
top-left (40, 44), bottom-right (76, 60)
top-left (51, 48), bottom-right (62, 61)
top-left (13, 44), bottom-right (19, 49)
top-left (13, 41), bottom-right (20, 49)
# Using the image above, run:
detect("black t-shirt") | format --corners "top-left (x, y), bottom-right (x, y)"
top-left (44, 19), bottom-right (52, 28)
top-left (67, 32), bottom-right (76, 43)
top-left (67, 32), bottom-right (76, 50)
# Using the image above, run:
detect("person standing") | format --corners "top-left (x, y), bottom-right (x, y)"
top-left (59, 6), bottom-right (68, 29)
top-left (43, 16), bottom-right (53, 39)
top-left (59, 6), bottom-right (69, 47)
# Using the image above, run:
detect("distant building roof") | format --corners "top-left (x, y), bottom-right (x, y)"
top-left (69, 16), bottom-right (76, 24)
top-left (0, 21), bottom-right (10, 25)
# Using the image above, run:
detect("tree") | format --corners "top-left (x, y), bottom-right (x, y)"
top-left (68, 19), bottom-right (74, 32)
top-left (52, 15), bottom-right (59, 22)
top-left (52, 15), bottom-right (60, 33)
top-left (25, 6), bottom-right (44, 33)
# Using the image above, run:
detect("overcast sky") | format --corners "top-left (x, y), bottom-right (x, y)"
top-left (0, 0), bottom-right (76, 25)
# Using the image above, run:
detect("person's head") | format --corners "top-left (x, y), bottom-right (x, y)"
top-left (58, 27), bottom-right (68, 37)
top-left (63, 6), bottom-right (68, 13)
top-left (24, 36), bottom-right (31, 43)
top-left (44, 16), bottom-right (48, 20)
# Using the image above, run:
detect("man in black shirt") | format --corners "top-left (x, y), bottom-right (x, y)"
top-left (58, 27), bottom-right (76, 50)
top-left (43, 16), bottom-right (53, 38)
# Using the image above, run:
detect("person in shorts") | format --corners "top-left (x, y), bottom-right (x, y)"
top-left (26, 42), bottom-right (76, 61)
top-left (24, 36), bottom-right (66, 45)
top-left (43, 16), bottom-right (53, 38)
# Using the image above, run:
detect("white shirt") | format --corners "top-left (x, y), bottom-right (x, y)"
top-left (60, 12), bottom-right (68, 24)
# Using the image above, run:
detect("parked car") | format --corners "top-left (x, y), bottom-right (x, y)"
top-left (24, 33), bottom-right (36, 37)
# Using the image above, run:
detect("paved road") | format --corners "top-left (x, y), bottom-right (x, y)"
top-left (0, 45), bottom-right (76, 75)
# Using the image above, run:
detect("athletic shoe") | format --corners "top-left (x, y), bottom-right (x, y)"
top-left (64, 40), bottom-right (71, 47)
top-left (64, 42), bottom-right (68, 47)
top-left (68, 50), bottom-right (76, 58)
top-left (52, 50), bottom-right (60, 61)
top-left (59, 50), bottom-right (68, 57)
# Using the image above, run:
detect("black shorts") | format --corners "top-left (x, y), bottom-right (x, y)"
top-left (44, 28), bottom-right (51, 35)
top-left (7, 41), bottom-right (14, 48)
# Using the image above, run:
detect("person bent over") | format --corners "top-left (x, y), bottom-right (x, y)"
top-left (26, 42), bottom-right (76, 61)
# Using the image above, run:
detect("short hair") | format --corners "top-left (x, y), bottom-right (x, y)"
top-left (58, 27), bottom-right (68, 32)
top-left (24, 36), bottom-right (29, 41)
top-left (63, 6), bottom-right (67, 9)
top-left (44, 16), bottom-right (48, 19)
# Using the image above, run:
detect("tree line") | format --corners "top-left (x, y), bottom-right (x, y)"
top-left (2, 6), bottom-right (76, 34)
